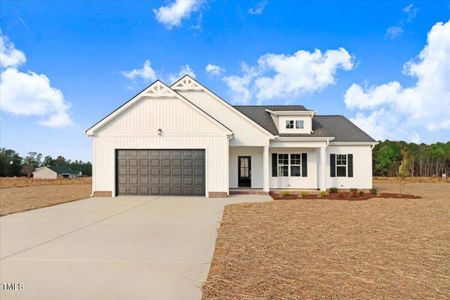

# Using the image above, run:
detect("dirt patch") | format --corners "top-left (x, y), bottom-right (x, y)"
top-left (0, 177), bottom-right (91, 188)
top-left (203, 182), bottom-right (450, 299)
top-left (0, 184), bottom-right (91, 216)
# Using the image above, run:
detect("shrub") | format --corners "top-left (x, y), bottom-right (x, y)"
top-left (350, 188), bottom-right (358, 193)
top-left (281, 191), bottom-right (290, 196)
top-left (351, 192), bottom-right (358, 197)
top-left (329, 187), bottom-right (338, 194)
top-left (320, 191), bottom-right (329, 197)
top-left (370, 188), bottom-right (378, 195)
top-left (300, 191), bottom-right (309, 198)
top-left (359, 191), bottom-right (364, 196)
top-left (338, 192), bottom-right (345, 198)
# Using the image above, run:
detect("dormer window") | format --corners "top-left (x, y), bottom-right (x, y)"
top-left (285, 120), bottom-right (294, 129)
top-left (285, 119), bottom-right (304, 129)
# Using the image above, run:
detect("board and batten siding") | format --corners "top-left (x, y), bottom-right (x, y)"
top-left (176, 90), bottom-right (270, 146)
top-left (229, 147), bottom-right (264, 189)
top-left (269, 148), bottom-right (319, 189)
top-left (91, 96), bottom-right (229, 196)
top-left (326, 145), bottom-right (373, 189)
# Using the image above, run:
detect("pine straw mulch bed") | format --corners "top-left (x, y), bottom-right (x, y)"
top-left (270, 191), bottom-right (420, 201)
top-left (202, 182), bottom-right (450, 299)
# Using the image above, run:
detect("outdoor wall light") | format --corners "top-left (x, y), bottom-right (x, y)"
top-left (157, 128), bottom-right (162, 136)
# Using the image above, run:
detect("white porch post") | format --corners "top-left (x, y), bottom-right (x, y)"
top-left (320, 146), bottom-right (327, 191)
top-left (263, 145), bottom-right (270, 192)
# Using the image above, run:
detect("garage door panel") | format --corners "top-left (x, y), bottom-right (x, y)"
top-left (117, 149), bottom-right (205, 196)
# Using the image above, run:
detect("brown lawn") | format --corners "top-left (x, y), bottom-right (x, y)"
top-left (0, 178), bottom-right (92, 216)
top-left (203, 180), bottom-right (450, 299)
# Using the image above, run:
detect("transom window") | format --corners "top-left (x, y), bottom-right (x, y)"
top-left (336, 154), bottom-right (347, 177)
top-left (278, 153), bottom-right (302, 177)
top-left (285, 120), bottom-right (294, 129)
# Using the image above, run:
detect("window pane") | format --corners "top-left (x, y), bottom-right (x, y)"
top-left (278, 154), bottom-right (289, 165)
top-left (290, 154), bottom-right (301, 165)
top-left (336, 154), bottom-right (346, 166)
top-left (337, 166), bottom-right (346, 177)
top-left (295, 120), bottom-right (304, 129)
top-left (291, 166), bottom-right (300, 176)
top-left (285, 120), bottom-right (294, 129)
top-left (278, 166), bottom-right (289, 176)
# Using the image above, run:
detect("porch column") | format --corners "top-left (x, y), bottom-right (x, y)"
top-left (263, 145), bottom-right (270, 192)
top-left (320, 146), bottom-right (327, 191)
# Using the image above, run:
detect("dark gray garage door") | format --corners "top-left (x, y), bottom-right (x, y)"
top-left (116, 149), bottom-right (205, 196)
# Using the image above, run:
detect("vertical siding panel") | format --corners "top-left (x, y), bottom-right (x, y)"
top-left (92, 96), bottom-right (229, 195)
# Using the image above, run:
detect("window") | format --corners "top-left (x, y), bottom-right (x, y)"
top-left (336, 154), bottom-right (347, 177)
top-left (278, 153), bottom-right (302, 176)
top-left (290, 154), bottom-right (301, 176)
top-left (295, 120), bottom-right (304, 129)
top-left (278, 154), bottom-right (289, 176)
top-left (285, 120), bottom-right (294, 129)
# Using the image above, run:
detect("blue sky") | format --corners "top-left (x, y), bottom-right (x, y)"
top-left (1, 0), bottom-right (449, 162)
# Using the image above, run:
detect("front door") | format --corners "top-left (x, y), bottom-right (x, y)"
top-left (238, 156), bottom-right (251, 187)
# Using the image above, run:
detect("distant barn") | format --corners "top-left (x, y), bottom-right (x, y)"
top-left (32, 166), bottom-right (81, 179)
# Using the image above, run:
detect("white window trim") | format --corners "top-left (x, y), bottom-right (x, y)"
top-left (278, 153), bottom-right (302, 177)
top-left (336, 154), bottom-right (347, 177)
top-left (290, 154), bottom-right (301, 177)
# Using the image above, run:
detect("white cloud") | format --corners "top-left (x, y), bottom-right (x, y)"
top-left (385, 3), bottom-right (418, 39)
top-left (121, 60), bottom-right (157, 82)
top-left (205, 63), bottom-right (225, 75)
top-left (223, 48), bottom-right (354, 103)
top-left (0, 32), bottom-right (26, 68)
top-left (223, 63), bottom-right (258, 103)
top-left (386, 26), bottom-right (403, 39)
top-left (403, 4), bottom-right (418, 21)
top-left (249, 0), bottom-right (267, 15)
top-left (345, 20), bottom-right (450, 142)
top-left (0, 31), bottom-right (72, 128)
top-left (153, 0), bottom-right (204, 29)
top-left (0, 68), bottom-right (72, 127)
top-left (168, 64), bottom-right (196, 83)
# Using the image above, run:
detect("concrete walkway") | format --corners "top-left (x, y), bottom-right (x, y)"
top-left (0, 195), bottom-right (271, 300)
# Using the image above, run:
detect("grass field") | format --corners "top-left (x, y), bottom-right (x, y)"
top-left (0, 177), bottom-right (91, 216)
top-left (202, 181), bottom-right (450, 299)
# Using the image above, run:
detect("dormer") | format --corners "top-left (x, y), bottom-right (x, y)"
top-left (266, 109), bottom-right (315, 134)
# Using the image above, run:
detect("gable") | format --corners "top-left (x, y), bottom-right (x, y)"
top-left (171, 76), bottom-right (273, 146)
top-left (86, 81), bottom-right (232, 136)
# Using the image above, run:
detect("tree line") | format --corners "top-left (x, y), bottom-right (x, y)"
top-left (0, 148), bottom-right (92, 177)
top-left (373, 140), bottom-right (450, 177)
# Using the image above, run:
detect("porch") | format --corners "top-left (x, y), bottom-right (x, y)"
top-left (229, 144), bottom-right (328, 192)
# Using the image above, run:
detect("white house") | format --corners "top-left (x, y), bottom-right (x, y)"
top-left (33, 166), bottom-right (81, 179)
top-left (86, 75), bottom-right (376, 197)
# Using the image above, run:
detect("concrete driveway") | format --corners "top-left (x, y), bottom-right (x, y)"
top-left (0, 195), bottom-right (271, 300)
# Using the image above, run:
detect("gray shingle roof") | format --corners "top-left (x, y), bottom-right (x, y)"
top-left (233, 106), bottom-right (375, 142)
top-left (49, 165), bottom-right (79, 175)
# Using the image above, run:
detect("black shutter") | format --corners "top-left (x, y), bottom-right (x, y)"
top-left (272, 153), bottom-right (277, 177)
top-left (330, 154), bottom-right (336, 177)
top-left (348, 154), bottom-right (353, 177)
top-left (301, 153), bottom-right (307, 177)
